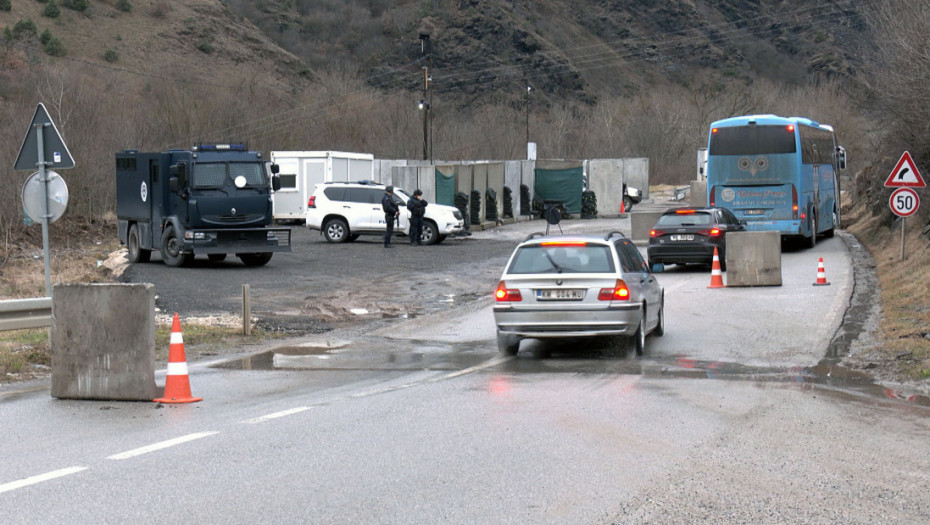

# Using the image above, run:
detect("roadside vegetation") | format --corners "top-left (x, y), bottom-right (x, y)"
top-left (844, 200), bottom-right (930, 381)
top-left (0, 218), bottom-right (286, 382)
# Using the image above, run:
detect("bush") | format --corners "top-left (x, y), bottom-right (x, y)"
top-left (103, 48), bottom-right (118, 62)
top-left (196, 38), bottom-right (213, 54)
top-left (150, 0), bottom-right (169, 18)
top-left (116, 0), bottom-right (132, 12)
top-left (65, 0), bottom-right (88, 11)
top-left (45, 36), bottom-right (66, 56)
top-left (40, 28), bottom-right (52, 45)
top-left (43, 1), bottom-right (61, 18)
top-left (12, 19), bottom-right (38, 40)
top-left (0, 0), bottom-right (10, 12)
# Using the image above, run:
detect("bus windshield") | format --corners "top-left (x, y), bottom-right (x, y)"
top-left (709, 125), bottom-right (797, 156)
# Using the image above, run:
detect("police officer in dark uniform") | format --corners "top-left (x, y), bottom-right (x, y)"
top-left (381, 186), bottom-right (400, 248)
top-left (406, 189), bottom-right (428, 245)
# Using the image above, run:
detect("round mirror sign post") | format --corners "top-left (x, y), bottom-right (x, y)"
top-left (22, 170), bottom-right (69, 223)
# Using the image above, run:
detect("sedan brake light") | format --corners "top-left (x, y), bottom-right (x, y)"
top-left (540, 241), bottom-right (587, 246)
top-left (495, 281), bottom-right (522, 302)
top-left (598, 279), bottom-right (630, 301)
top-left (308, 196), bottom-right (316, 208)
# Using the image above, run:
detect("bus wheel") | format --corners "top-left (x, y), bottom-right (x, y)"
top-left (824, 209), bottom-right (837, 238)
top-left (808, 216), bottom-right (817, 249)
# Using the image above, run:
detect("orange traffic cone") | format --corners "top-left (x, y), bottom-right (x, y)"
top-left (620, 199), bottom-right (625, 214)
top-left (813, 257), bottom-right (830, 286)
top-left (707, 247), bottom-right (725, 288)
top-left (154, 313), bottom-right (203, 404)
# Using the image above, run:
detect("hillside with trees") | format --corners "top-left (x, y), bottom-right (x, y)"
top-left (0, 0), bottom-right (899, 220)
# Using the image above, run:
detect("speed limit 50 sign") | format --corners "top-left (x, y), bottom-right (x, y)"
top-left (889, 187), bottom-right (920, 217)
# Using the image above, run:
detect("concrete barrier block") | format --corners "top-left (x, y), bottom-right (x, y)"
top-left (51, 283), bottom-right (158, 401)
top-left (690, 181), bottom-right (707, 207)
top-left (631, 211), bottom-right (665, 242)
top-left (725, 231), bottom-right (782, 286)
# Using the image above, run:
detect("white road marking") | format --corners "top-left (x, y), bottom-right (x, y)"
top-left (241, 406), bottom-right (314, 424)
top-left (440, 355), bottom-right (510, 379)
top-left (107, 431), bottom-right (219, 460)
top-left (348, 355), bottom-right (511, 398)
top-left (0, 466), bottom-right (88, 494)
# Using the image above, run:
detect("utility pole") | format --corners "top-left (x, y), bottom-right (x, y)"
top-left (524, 76), bottom-right (533, 159)
top-left (419, 33), bottom-right (432, 161)
top-left (524, 78), bottom-right (532, 145)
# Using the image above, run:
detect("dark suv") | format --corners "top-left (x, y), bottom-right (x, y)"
top-left (647, 207), bottom-right (745, 269)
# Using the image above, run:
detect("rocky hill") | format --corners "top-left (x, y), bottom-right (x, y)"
top-left (225, 0), bottom-right (872, 108)
top-left (0, 0), bottom-right (308, 93)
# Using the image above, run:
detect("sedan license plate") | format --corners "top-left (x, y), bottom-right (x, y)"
top-left (537, 288), bottom-right (584, 300)
top-left (670, 234), bottom-right (694, 241)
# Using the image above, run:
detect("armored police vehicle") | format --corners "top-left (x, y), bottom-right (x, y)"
top-left (116, 144), bottom-right (291, 267)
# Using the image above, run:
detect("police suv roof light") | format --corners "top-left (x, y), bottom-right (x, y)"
top-left (195, 144), bottom-right (247, 152)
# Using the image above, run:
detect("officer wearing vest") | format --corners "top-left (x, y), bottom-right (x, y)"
top-left (406, 189), bottom-right (428, 245)
top-left (382, 186), bottom-right (400, 248)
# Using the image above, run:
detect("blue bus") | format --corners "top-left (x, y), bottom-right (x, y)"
top-left (705, 114), bottom-right (846, 247)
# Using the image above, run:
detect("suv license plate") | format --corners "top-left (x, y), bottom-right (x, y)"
top-left (670, 234), bottom-right (694, 241)
top-left (537, 289), bottom-right (584, 300)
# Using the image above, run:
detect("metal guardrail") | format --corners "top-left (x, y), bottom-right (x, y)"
top-left (0, 297), bottom-right (52, 331)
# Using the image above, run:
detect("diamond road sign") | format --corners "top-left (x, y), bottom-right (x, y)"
top-left (14, 103), bottom-right (75, 171)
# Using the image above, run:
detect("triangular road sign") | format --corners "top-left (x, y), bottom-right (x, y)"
top-left (13, 103), bottom-right (75, 171)
top-left (884, 151), bottom-right (925, 188)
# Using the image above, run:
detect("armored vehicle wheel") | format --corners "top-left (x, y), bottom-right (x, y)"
top-left (160, 227), bottom-right (191, 267)
top-left (127, 224), bottom-right (151, 263)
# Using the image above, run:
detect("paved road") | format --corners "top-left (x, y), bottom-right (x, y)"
top-left (3, 208), bottom-right (929, 523)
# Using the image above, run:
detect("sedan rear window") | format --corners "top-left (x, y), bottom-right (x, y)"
top-left (507, 244), bottom-right (615, 274)
top-left (656, 212), bottom-right (713, 226)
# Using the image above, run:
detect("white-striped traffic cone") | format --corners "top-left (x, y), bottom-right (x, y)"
top-left (707, 247), bottom-right (725, 288)
top-left (813, 257), bottom-right (830, 286)
top-left (153, 313), bottom-right (203, 404)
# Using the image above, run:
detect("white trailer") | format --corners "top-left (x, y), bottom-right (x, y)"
top-left (696, 147), bottom-right (708, 181)
top-left (270, 151), bottom-right (375, 223)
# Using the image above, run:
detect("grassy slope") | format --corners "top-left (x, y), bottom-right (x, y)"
top-left (844, 202), bottom-right (930, 381)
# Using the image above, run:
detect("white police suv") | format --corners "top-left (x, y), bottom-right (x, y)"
top-left (305, 181), bottom-right (465, 244)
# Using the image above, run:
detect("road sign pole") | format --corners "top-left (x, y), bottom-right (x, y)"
top-left (35, 123), bottom-right (52, 297)
top-left (901, 216), bottom-right (906, 261)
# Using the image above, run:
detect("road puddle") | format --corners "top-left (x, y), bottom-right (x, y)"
top-left (213, 341), bottom-right (489, 372)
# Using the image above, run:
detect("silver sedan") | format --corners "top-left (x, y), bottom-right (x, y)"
top-left (493, 231), bottom-right (664, 357)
